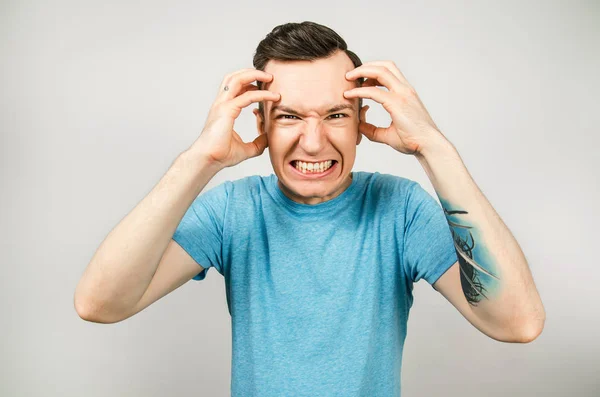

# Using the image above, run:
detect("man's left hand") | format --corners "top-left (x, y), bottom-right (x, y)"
top-left (344, 61), bottom-right (448, 156)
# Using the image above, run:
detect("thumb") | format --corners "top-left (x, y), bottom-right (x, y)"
top-left (245, 133), bottom-right (269, 159)
top-left (358, 106), bottom-right (381, 143)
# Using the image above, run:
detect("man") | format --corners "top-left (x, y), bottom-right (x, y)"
top-left (75, 21), bottom-right (545, 396)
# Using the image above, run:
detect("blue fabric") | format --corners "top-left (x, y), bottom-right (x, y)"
top-left (172, 171), bottom-right (457, 396)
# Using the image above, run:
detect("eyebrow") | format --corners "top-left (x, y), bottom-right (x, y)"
top-left (271, 103), bottom-right (355, 116)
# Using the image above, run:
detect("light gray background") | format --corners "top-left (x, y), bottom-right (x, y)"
top-left (2, 0), bottom-right (598, 396)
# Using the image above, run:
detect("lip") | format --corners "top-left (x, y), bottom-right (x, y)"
top-left (288, 160), bottom-right (338, 179)
top-left (292, 159), bottom-right (335, 163)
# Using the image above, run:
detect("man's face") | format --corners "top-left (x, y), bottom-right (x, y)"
top-left (253, 50), bottom-right (362, 205)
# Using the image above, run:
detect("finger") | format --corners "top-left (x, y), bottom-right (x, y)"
top-left (221, 68), bottom-right (257, 85)
top-left (230, 89), bottom-right (280, 110)
top-left (219, 82), bottom-right (259, 102)
top-left (346, 65), bottom-right (403, 92)
top-left (216, 68), bottom-right (254, 94)
top-left (344, 86), bottom-right (392, 107)
top-left (228, 68), bottom-right (256, 78)
top-left (217, 69), bottom-right (274, 102)
top-left (225, 68), bottom-right (256, 80)
top-left (358, 61), bottom-right (409, 86)
top-left (243, 132), bottom-right (269, 159)
top-left (359, 118), bottom-right (390, 144)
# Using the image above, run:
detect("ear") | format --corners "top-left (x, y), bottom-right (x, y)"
top-left (253, 108), bottom-right (265, 136)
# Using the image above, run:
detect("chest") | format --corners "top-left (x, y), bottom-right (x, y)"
top-left (225, 211), bottom-right (402, 306)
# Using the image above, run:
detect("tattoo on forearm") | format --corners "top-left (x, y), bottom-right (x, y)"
top-left (441, 205), bottom-right (501, 306)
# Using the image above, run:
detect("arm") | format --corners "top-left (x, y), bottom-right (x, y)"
top-left (73, 149), bottom-right (222, 322)
top-left (343, 60), bottom-right (545, 343)
top-left (74, 68), bottom-right (279, 323)
top-left (419, 138), bottom-right (546, 343)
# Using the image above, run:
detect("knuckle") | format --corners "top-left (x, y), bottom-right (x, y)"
top-left (225, 75), bottom-right (236, 85)
top-left (220, 79), bottom-right (232, 91)
top-left (223, 69), bottom-right (246, 85)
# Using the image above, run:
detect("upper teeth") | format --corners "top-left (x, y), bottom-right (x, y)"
top-left (294, 160), bottom-right (334, 173)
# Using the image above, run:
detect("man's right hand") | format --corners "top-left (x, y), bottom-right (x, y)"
top-left (189, 69), bottom-right (280, 169)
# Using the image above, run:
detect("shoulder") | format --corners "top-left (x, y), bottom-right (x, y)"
top-left (190, 174), bottom-right (267, 217)
top-left (208, 174), bottom-right (272, 206)
top-left (358, 171), bottom-right (418, 199)
top-left (202, 174), bottom-right (266, 193)
top-left (227, 173), bottom-right (269, 194)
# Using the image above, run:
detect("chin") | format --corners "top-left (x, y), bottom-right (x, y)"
top-left (289, 184), bottom-right (332, 198)
top-left (276, 160), bottom-right (352, 203)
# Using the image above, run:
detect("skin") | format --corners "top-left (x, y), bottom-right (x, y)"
top-left (341, 60), bottom-right (544, 341)
top-left (252, 50), bottom-right (368, 205)
top-left (186, 56), bottom-right (544, 341)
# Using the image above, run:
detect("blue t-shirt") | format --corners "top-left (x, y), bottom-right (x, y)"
top-left (172, 171), bottom-right (457, 396)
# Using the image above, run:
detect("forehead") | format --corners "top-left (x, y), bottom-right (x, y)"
top-left (263, 50), bottom-right (357, 113)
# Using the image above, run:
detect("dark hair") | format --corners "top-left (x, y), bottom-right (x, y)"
top-left (253, 21), bottom-right (364, 117)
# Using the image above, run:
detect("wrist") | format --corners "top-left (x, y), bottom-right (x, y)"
top-left (415, 133), bottom-right (459, 163)
top-left (178, 146), bottom-right (224, 175)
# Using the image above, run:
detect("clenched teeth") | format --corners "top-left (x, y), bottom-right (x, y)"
top-left (292, 160), bottom-right (334, 173)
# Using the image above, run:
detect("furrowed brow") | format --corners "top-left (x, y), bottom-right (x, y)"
top-left (271, 105), bottom-right (303, 116)
top-left (326, 104), bottom-right (355, 113)
top-left (271, 103), bottom-right (355, 115)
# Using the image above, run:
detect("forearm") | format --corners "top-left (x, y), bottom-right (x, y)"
top-left (74, 147), bottom-right (222, 320)
top-left (416, 136), bottom-right (545, 337)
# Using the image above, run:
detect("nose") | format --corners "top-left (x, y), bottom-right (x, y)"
top-left (298, 121), bottom-right (327, 155)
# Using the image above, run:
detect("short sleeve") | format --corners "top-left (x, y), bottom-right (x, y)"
top-left (172, 181), bottom-right (229, 281)
top-left (402, 181), bottom-right (457, 286)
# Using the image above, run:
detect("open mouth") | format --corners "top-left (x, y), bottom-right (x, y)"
top-left (289, 160), bottom-right (338, 178)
